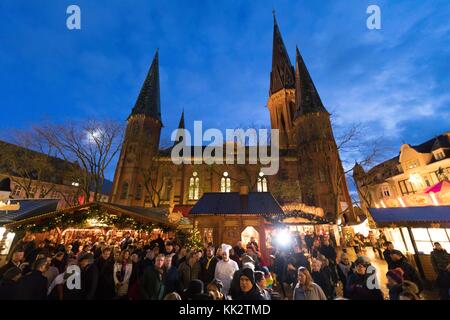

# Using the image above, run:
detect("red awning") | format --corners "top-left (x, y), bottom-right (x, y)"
top-left (172, 205), bottom-right (193, 217)
top-left (424, 180), bottom-right (450, 194)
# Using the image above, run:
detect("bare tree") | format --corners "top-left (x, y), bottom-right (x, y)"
top-left (32, 119), bottom-right (124, 203)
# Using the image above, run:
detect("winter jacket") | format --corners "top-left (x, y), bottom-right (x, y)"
top-left (312, 269), bottom-right (334, 299)
top-left (430, 249), bottom-right (450, 273)
top-left (234, 285), bottom-right (267, 300)
top-left (200, 256), bottom-right (218, 285)
top-left (95, 257), bottom-right (115, 300)
top-left (14, 270), bottom-right (48, 300)
top-left (113, 262), bottom-right (133, 297)
top-left (293, 283), bottom-right (327, 300)
top-left (346, 273), bottom-right (384, 300)
top-left (140, 266), bottom-right (165, 300)
top-left (178, 261), bottom-right (201, 291)
top-left (164, 266), bottom-right (181, 295)
top-left (391, 258), bottom-right (423, 292)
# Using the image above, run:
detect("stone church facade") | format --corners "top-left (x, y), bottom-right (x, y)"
top-left (110, 16), bottom-right (356, 223)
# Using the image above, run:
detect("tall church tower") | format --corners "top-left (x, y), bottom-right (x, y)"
top-left (293, 46), bottom-right (355, 222)
top-left (267, 15), bottom-right (297, 150)
top-left (111, 50), bottom-right (163, 206)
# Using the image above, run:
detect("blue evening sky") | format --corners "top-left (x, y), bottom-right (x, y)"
top-left (0, 0), bottom-right (449, 183)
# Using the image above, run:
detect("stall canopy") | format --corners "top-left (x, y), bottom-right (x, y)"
top-left (0, 199), bottom-right (59, 225)
top-left (3, 201), bottom-right (176, 231)
top-left (189, 192), bottom-right (284, 215)
top-left (369, 206), bottom-right (450, 228)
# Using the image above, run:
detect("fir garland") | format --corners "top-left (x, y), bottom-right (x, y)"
top-left (265, 210), bottom-right (329, 225)
top-left (12, 205), bottom-right (174, 234)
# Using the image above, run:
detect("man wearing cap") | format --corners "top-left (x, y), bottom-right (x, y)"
top-left (235, 267), bottom-right (267, 300)
top-left (214, 243), bottom-right (239, 297)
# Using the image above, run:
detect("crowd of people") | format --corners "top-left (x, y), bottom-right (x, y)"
top-left (0, 229), bottom-right (449, 301)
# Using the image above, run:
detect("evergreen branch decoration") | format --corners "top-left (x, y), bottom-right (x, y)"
top-left (11, 204), bottom-right (175, 234)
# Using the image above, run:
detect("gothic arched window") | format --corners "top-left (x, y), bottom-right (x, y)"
top-left (135, 184), bottom-right (142, 200)
top-left (257, 171), bottom-right (268, 192)
top-left (188, 172), bottom-right (200, 200)
top-left (221, 172), bottom-right (231, 192)
top-left (120, 182), bottom-right (129, 199)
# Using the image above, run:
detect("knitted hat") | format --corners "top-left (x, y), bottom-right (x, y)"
top-left (386, 268), bottom-right (404, 284)
top-left (240, 267), bottom-right (255, 284)
top-left (241, 254), bottom-right (255, 265)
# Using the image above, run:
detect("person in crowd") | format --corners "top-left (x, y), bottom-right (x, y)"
top-left (127, 253), bottom-right (141, 299)
top-left (390, 250), bottom-right (423, 293)
top-left (293, 267), bottom-right (327, 300)
top-left (254, 270), bottom-right (271, 300)
top-left (291, 245), bottom-right (310, 271)
top-left (0, 266), bottom-right (22, 300)
top-left (311, 258), bottom-right (334, 300)
top-left (304, 231), bottom-right (314, 253)
top-left (47, 258), bottom-right (77, 300)
top-left (383, 242), bottom-right (396, 269)
top-left (273, 250), bottom-right (288, 298)
top-left (435, 262), bottom-right (450, 300)
top-left (207, 279), bottom-right (225, 300)
top-left (140, 253), bottom-right (165, 300)
top-left (247, 237), bottom-right (259, 252)
top-left (173, 246), bottom-right (187, 268)
top-left (178, 251), bottom-right (201, 291)
top-left (215, 247), bottom-right (223, 261)
top-left (346, 257), bottom-right (384, 300)
top-left (368, 231), bottom-right (383, 259)
top-left (337, 253), bottom-right (354, 298)
top-left (430, 242), bottom-right (450, 299)
top-left (399, 290), bottom-right (420, 300)
top-left (14, 257), bottom-right (49, 300)
top-left (229, 261), bottom-right (255, 299)
top-left (0, 249), bottom-right (24, 280)
top-left (163, 253), bottom-right (180, 296)
top-left (385, 267), bottom-right (419, 300)
top-left (200, 245), bottom-right (218, 285)
top-left (163, 241), bottom-right (175, 256)
top-left (229, 248), bottom-right (241, 267)
top-left (214, 243), bottom-right (239, 297)
top-left (163, 292), bottom-right (182, 300)
top-left (233, 241), bottom-right (245, 258)
top-left (120, 232), bottom-right (133, 251)
top-left (95, 247), bottom-right (115, 300)
top-left (78, 252), bottom-right (98, 300)
top-left (113, 249), bottom-right (133, 298)
top-left (311, 238), bottom-right (321, 259)
top-left (234, 267), bottom-right (266, 300)
top-left (51, 251), bottom-right (66, 274)
top-left (183, 279), bottom-right (211, 300)
top-left (43, 256), bottom-right (59, 289)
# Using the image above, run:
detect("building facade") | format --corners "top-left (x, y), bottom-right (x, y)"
top-left (111, 16), bottom-right (355, 223)
top-left (354, 132), bottom-right (450, 213)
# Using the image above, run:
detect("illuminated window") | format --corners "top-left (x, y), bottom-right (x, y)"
top-left (120, 182), bottom-right (129, 199)
top-left (189, 172), bottom-right (200, 200)
top-left (406, 160), bottom-right (419, 169)
top-left (221, 172), bottom-right (231, 192)
top-left (257, 171), bottom-right (268, 192)
top-left (398, 179), bottom-right (416, 195)
top-left (434, 151), bottom-right (445, 160)
top-left (12, 185), bottom-right (22, 197)
top-left (381, 185), bottom-right (390, 197)
top-left (411, 228), bottom-right (450, 254)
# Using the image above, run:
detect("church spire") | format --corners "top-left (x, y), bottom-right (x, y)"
top-left (130, 49), bottom-right (162, 122)
top-left (177, 110), bottom-right (185, 130)
top-left (294, 46), bottom-right (328, 117)
top-left (270, 13), bottom-right (295, 95)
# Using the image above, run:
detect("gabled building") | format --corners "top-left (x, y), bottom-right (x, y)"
top-left (354, 132), bottom-right (450, 211)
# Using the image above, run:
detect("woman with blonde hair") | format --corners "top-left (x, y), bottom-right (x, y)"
top-left (113, 249), bottom-right (133, 298)
top-left (293, 267), bottom-right (327, 300)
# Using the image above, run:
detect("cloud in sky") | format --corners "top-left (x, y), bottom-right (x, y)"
top-left (0, 0), bottom-right (449, 180)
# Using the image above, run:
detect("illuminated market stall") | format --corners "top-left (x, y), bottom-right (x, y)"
top-left (3, 202), bottom-right (179, 256)
top-left (369, 205), bottom-right (450, 281)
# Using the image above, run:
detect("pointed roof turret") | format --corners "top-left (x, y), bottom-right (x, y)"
top-left (130, 49), bottom-right (162, 122)
top-left (177, 110), bottom-right (185, 130)
top-left (294, 46), bottom-right (328, 117)
top-left (270, 14), bottom-right (295, 95)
